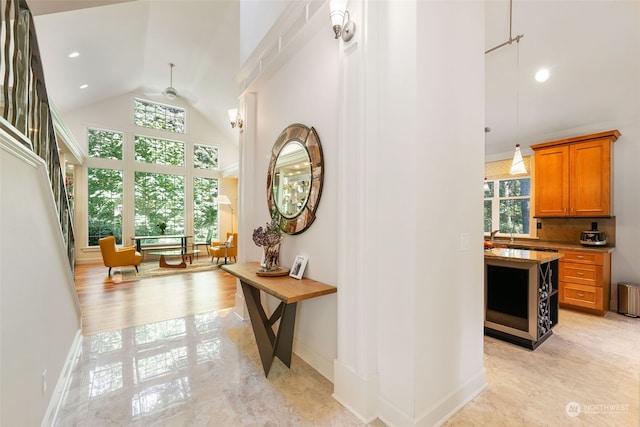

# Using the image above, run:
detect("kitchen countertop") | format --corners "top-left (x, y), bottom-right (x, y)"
top-left (484, 248), bottom-right (564, 264)
top-left (487, 239), bottom-right (615, 253)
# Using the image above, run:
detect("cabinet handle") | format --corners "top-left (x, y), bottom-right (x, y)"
top-left (576, 272), bottom-right (584, 276)
top-left (576, 255), bottom-right (585, 259)
top-left (577, 292), bottom-right (585, 297)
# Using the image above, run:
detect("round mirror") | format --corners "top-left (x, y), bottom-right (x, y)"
top-left (267, 124), bottom-right (324, 234)
top-left (272, 141), bottom-right (311, 219)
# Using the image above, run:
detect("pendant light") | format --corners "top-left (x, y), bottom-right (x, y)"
top-left (485, 0), bottom-right (527, 175)
top-left (510, 144), bottom-right (526, 175)
top-left (509, 37), bottom-right (527, 175)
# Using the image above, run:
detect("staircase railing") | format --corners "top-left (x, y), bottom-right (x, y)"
top-left (1, 0), bottom-right (75, 270)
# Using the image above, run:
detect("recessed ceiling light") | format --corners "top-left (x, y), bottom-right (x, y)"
top-left (68, 52), bottom-right (80, 58)
top-left (79, 84), bottom-right (88, 89)
top-left (535, 68), bottom-right (550, 83)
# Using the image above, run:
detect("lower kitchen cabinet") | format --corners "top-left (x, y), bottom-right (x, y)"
top-left (559, 250), bottom-right (611, 316)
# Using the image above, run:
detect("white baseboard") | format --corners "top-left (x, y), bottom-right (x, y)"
top-left (41, 329), bottom-right (83, 427)
top-left (416, 368), bottom-right (488, 426)
top-left (345, 366), bottom-right (487, 427)
top-left (332, 360), bottom-right (379, 424)
top-left (292, 338), bottom-right (334, 382)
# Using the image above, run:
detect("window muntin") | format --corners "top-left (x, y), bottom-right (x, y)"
top-left (86, 101), bottom-right (220, 246)
top-left (87, 167), bottom-right (123, 245)
top-left (193, 144), bottom-right (219, 170)
top-left (134, 99), bottom-right (185, 133)
top-left (134, 135), bottom-right (185, 166)
top-left (88, 129), bottom-right (123, 160)
top-left (134, 172), bottom-right (185, 236)
top-left (484, 177), bottom-right (530, 236)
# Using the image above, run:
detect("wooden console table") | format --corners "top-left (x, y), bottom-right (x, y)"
top-left (221, 262), bottom-right (337, 376)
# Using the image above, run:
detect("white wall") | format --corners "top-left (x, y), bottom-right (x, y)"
top-left (239, 0), bottom-right (486, 424)
top-left (240, 7), bottom-right (340, 378)
top-left (0, 135), bottom-right (81, 426)
top-left (59, 91), bottom-right (239, 262)
top-left (412, 2), bottom-right (486, 422)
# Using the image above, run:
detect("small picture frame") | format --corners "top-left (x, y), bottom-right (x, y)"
top-left (289, 255), bottom-right (308, 279)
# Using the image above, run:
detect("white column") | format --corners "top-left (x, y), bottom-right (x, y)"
top-left (334, 0), bottom-right (487, 425)
top-left (332, 0), bottom-right (380, 422)
top-left (233, 92), bottom-right (257, 320)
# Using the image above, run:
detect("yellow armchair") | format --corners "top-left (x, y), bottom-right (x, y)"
top-left (98, 235), bottom-right (143, 276)
top-left (209, 232), bottom-right (237, 264)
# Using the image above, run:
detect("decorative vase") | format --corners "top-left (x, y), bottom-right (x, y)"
top-left (261, 242), bottom-right (281, 272)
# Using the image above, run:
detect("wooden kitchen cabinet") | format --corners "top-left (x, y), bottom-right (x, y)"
top-left (559, 249), bottom-right (611, 316)
top-left (532, 130), bottom-right (620, 217)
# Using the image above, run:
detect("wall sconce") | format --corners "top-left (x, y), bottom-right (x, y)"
top-left (228, 108), bottom-right (243, 129)
top-left (330, 0), bottom-right (355, 42)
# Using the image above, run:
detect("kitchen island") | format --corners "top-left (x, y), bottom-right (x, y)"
top-left (484, 248), bottom-right (564, 349)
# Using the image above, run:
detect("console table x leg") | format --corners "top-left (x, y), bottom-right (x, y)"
top-left (241, 281), bottom-right (298, 376)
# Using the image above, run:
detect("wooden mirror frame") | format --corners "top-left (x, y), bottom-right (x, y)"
top-left (267, 124), bottom-right (324, 235)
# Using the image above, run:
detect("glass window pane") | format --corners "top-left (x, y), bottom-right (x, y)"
top-left (88, 129), bottom-right (123, 160)
top-left (134, 136), bottom-right (184, 166)
top-left (193, 145), bottom-right (219, 170)
top-left (134, 172), bottom-right (185, 236)
top-left (134, 99), bottom-right (185, 133)
top-left (484, 181), bottom-right (494, 198)
top-left (484, 200), bottom-right (492, 233)
top-left (499, 199), bottom-right (530, 234)
top-left (87, 168), bottom-right (123, 245)
top-left (499, 178), bottom-right (530, 197)
top-left (193, 177), bottom-right (219, 242)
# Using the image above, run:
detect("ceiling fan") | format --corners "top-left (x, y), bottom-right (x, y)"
top-left (163, 63), bottom-right (178, 100)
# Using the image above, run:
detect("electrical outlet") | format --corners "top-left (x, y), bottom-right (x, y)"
top-left (591, 221), bottom-right (598, 230)
top-left (42, 369), bottom-right (47, 394)
top-left (537, 222), bottom-right (542, 229)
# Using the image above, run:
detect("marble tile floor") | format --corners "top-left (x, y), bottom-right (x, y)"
top-left (55, 308), bottom-right (373, 427)
top-left (55, 308), bottom-right (640, 426)
top-left (446, 309), bottom-right (640, 426)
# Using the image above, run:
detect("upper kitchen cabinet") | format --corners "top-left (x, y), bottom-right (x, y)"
top-left (532, 130), bottom-right (620, 217)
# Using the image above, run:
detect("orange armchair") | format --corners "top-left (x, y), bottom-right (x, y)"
top-left (209, 232), bottom-right (237, 264)
top-left (98, 235), bottom-right (143, 275)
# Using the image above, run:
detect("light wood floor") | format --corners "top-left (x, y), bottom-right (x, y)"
top-left (74, 261), bottom-right (238, 335)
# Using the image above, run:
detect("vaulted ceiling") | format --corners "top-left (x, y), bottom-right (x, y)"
top-left (29, 0), bottom-right (640, 158)
top-left (30, 0), bottom-right (240, 144)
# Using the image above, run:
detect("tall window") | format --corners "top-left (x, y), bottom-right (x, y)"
top-left (134, 172), bottom-right (185, 236)
top-left (88, 168), bottom-right (123, 245)
top-left (87, 129), bottom-right (124, 244)
top-left (134, 99), bottom-right (185, 133)
top-left (484, 177), bottom-right (531, 235)
top-left (193, 177), bottom-right (219, 243)
top-left (86, 102), bottom-right (221, 247)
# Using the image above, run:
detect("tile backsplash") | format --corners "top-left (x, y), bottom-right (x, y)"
top-left (535, 217), bottom-right (616, 245)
